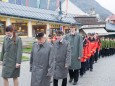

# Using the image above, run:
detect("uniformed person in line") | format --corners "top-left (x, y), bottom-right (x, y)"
top-left (110, 38), bottom-right (113, 55)
top-left (105, 37), bottom-right (110, 56)
top-left (80, 35), bottom-right (88, 77)
top-left (94, 33), bottom-right (99, 63)
top-left (112, 38), bottom-right (115, 55)
top-left (100, 37), bottom-right (106, 57)
top-left (64, 24), bottom-right (83, 85)
top-left (88, 33), bottom-right (95, 71)
top-left (48, 34), bottom-right (54, 45)
top-left (53, 30), bottom-right (71, 86)
top-left (30, 32), bottom-right (55, 86)
top-left (114, 38), bottom-right (115, 54)
top-left (0, 25), bottom-right (22, 86)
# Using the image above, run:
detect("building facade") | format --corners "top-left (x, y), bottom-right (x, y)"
top-left (0, 1), bottom-right (79, 37)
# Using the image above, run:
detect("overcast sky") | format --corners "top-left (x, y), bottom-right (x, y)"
top-left (96, 0), bottom-right (115, 14)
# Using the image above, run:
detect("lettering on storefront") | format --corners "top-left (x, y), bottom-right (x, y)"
top-left (50, 24), bottom-right (61, 28)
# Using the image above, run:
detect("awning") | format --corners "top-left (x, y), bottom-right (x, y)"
top-left (106, 23), bottom-right (115, 31)
top-left (83, 28), bottom-right (108, 34)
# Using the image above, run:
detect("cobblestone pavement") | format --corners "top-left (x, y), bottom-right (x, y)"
top-left (0, 55), bottom-right (115, 86)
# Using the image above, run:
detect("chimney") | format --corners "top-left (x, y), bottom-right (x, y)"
top-left (59, 1), bottom-right (62, 15)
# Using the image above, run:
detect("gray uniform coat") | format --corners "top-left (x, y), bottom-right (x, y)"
top-left (53, 39), bottom-right (71, 79)
top-left (0, 36), bottom-right (22, 78)
top-left (64, 32), bottom-right (83, 70)
top-left (30, 42), bottom-right (55, 86)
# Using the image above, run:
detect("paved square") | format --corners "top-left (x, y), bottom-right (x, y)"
top-left (0, 55), bottom-right (115, 86)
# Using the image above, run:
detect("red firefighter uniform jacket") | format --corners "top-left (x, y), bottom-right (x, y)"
top-left (80, 45), bottom-right (87, 62)
top-left (80, 38), bottom-right (89, 62)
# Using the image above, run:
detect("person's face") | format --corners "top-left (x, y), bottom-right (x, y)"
top-left (101, 37), bottom-right (104, 40)
top-left (5, 31), bottom-right (13, 37)
top-left (94, 35), bottom-right (97, 39)
top-left (48, 37), bottom-right (52, 42)
top-left (38, 36), bottom-right (46, 44)
top-left (90, 35), bottom-right (94, 39)
top-left (70, 26), bottom-right (76, 33)
top-left (56, 35), bottom-right (63, 40)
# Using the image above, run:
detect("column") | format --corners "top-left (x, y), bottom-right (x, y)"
top-left (28, 21), bottom-right (32, 37)
top-left (6, 18), bottom-right (11, 26)
top-left (76, 25), bottom-right (80, 33)
top-left (46, 23), bottom-right (50, 37)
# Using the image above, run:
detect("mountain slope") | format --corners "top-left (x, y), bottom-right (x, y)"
top-left (43, 0), bottom-right (112, 20)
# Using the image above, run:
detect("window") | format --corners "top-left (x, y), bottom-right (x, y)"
top-left (12, 23), bottom-right (28, 36)
top-left (0, 21), bottom-right (5, 35)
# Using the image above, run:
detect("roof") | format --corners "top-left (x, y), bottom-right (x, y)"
top-left (83, 28), bottom-right (108, 34)
top-left (0, 2), bottom-right (79, 25)
top-left (74, 16), bottom-right (105, 25)
top-left (106, 23), bottom-right (115, 31)
top-left (106, 15), bottom-right (115, 21)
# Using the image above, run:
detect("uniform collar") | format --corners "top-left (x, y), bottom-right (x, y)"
top-left (6, 35), bottom-right (13, 40)
top-left (70, 32), bottom-right (77, 36)
top-left (37, 41), bottom-right (47, 47)
top-left (56, 38), bottom-right (64, 45)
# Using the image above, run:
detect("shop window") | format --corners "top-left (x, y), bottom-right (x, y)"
top-left (51, 28), bottom-right (60, 35)
top-left (65, 29), bottom-right (70, 34)
top-left (12, 23), bottom-right (28, 36)
top-left (33, 25), bottom-right (46, 36)
top-left (0, 21), bottom-right (5, 35)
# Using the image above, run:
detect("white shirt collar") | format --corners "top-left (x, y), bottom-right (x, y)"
top-left (9, 35), bottom-right (13, 39)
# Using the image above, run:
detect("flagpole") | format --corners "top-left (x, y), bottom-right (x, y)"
top-left (26, 0), bottom-right (28, 6)
top-left (56, 0), bottom-right (60, 9)
top-left (66, 0), bottom-right (68, 15)
top-left (47, 0), bottom-right (50, 9)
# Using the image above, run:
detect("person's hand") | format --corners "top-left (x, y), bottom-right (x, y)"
top-left (78, 57), bottom-right (81, 60)
top-left (65, 64), bottom-right (68, 68)
top-left (46, 74), bottom-right (52, 79)
top-left (0, 61), bottom-right (3, 65)
top-left (16, 63), bottom-right (21, 68)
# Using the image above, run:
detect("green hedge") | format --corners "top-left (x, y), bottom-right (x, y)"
top-left (23, 45), bottom-right (32, 53)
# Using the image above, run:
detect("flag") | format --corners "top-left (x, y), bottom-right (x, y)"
top-left (56, 0), bottom-right (60, 8)
top-left (21, 0), bottom-right (26, 6)
top-left (28, 0), bottom-right (37, 7)
top-left (60, 26), bottom-right (64, 31)
top-left (66, 0), bottom-right (68, 14)
top-left (2, 0), bottom-right (8, 2)
top-left (9, 0), bottom-right (15, 4)
top-left (16, 0), bottom-right (21, 5)
top-left (47, 0), bottom-right (50, 9)
top-left (26, 0), bottom-right (28, 6)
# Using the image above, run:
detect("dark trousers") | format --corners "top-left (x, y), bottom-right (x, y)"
top-left (80, 62), bottom-right (86, 76)
top-left (114, 48), bottom-right (115, 54)
top-left (94, 49), bottom-right (98, 62)
top-left (86, 59), bottom-right (90, 70)
top-left (106, 48), bottom-right (110, 56)
top-left (113, 48), bottom-right (114, 55)
top-left (69, 69), bottom-right (79, 82)
top-left (53, 78), bottom-right (67, 86)
top-left (98, 50), bottom-right (101, 58)
top-left (101, 48), bottom-right (105, 57)
top-left (89, 55), bottom-right (94, 70)
top-left (104, 48), bottom-right (107, 56)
